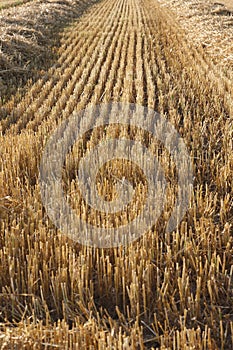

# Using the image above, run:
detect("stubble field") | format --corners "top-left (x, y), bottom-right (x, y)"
top-left (0, 0), bottom-right (232, 348)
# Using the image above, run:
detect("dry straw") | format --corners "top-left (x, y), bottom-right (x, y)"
top-left (0, 0), bottom-right (232, 348)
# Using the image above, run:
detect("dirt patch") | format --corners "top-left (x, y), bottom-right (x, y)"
top-left (157, 0), bottom-right (233, 73)
top-left (0, 0), bottom-right (98, 101)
